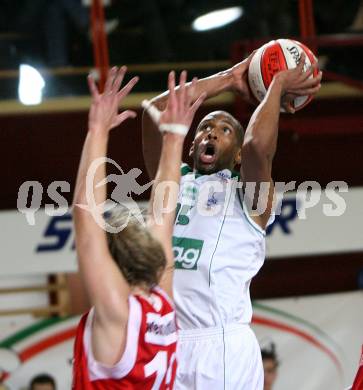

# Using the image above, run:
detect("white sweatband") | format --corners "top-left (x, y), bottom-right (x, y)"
top-left (159, 123), bottom-right (189, 136)
top-left (142, 99), bottom-right (188, 135)
top-left (142, 99), bottom-right (161, 123)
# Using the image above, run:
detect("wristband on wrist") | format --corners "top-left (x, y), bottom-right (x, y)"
top-left (142, 99), bottom-right (161, 123)
top-left (159, 123), bottom-right (188, 136)
top-left (142, 99), bottom-right (189, 135)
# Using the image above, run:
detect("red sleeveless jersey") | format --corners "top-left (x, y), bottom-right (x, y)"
top-left (72, 287), bottom-right (177, 389)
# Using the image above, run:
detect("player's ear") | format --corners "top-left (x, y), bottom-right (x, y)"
top-left (234, 147), bottom-right (241, 165)
top-left (189, 141), bottom-right (195, 157)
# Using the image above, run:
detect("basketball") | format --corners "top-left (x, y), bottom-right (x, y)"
top-left (248, 39), bottom-right (319, 111)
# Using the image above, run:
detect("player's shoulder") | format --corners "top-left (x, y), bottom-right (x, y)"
top-left (135, 286), bottom-right (174, 314)
top-left (152, 286), bottom-right (174, 311)
top-left (142, 287), bottom-right (177, 347)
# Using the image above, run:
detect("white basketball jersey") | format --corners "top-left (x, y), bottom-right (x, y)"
top-left (173, 165), bottom-right (272, 330)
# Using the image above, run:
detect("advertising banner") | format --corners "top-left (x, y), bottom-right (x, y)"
top-left (1, 186), bottom-right (362, 275)
top-left (0, 291), bottom-right (362, 390)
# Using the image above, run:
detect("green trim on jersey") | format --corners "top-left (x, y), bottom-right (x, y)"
top-left (231, 170), bottom-right (240, 179)
top-left (180, 163), bottom-right (241, 179)
top-left (181, 163), bottom-right (193, 176)
top-left (236, 187), bottom-right (265, 236)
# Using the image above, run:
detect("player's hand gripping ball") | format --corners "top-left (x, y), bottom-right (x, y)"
top-left (248, 39), bottom-right (319, 111)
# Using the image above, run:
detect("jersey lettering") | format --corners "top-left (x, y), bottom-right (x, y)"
top-left (172, 236), bottom-right (204, 270)
top-left (145, 312), bottom-right (177, 346)
top-left (175, 203), bottom-right (192, 226)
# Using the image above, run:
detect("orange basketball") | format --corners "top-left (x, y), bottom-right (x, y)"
top-left (248, 39), bottom-right (319, 111)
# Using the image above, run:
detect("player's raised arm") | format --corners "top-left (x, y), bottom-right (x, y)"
top-left (142, 55), bottom-right (256, 179)
top-left (143, 70), bottom-right (206, 298)
top-left (72, 66), bottom-right (138, 326)
top-left (241, 53), bottom-right (322, 228)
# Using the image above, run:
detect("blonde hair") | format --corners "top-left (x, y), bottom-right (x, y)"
top-left (106, 208), bottom-right (166, 289)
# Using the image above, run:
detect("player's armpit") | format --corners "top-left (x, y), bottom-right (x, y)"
top-left (91, 305), bottom-right (129, 366)
top-left (240, 178), bottom-right (275, 230)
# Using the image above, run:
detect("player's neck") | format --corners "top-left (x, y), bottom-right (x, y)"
top-left (131, 285), bottom-right (151, 297)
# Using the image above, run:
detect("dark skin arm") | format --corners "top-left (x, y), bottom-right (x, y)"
top-left (143, 54), bottom-right (322, 230)
top-left (241, 54), bottom-right (322, 228)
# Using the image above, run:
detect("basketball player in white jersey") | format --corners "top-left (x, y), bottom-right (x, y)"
top-left (142, 54), bottom-right (322, 389)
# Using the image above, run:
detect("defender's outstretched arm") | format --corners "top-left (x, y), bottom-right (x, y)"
top-left (73, 67), bottom-right (138, 344)
top-left (145, 70), bottom-right (206, 298)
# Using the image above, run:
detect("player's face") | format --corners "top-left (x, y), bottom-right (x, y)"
top-left (190, 112), bottom-right (241, 174)
top-left (263, 358), bottom-right (278, 390)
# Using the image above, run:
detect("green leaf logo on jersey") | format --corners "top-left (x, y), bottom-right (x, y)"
top-left (172, 236), bottom-right (204, 270)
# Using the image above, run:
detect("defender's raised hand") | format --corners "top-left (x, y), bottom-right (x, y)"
top-left (88, 66), bottom-right (139, 133)
top-left (142, 70), bottom-right (206, 137)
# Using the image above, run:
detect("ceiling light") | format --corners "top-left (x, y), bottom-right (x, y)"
top-left (192, 6), bottom-right (243, 32)
top-left (18, 64), bottom-right (45, 105)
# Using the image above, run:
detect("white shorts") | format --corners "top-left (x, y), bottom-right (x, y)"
top-left (175, 323), bottom-right (263, 390)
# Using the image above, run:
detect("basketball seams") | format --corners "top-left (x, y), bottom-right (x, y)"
top-left (277, 42), bottom-right (289, 72)
top-left (293, 41), bottom-right (318, 111)
top-left (248, 45), bottom-right (267, 102)
top-left (260, 45), bottom-right (269, 90)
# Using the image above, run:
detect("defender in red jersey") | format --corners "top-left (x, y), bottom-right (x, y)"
top-left (72, 67), bottom-right (205, 389)
top-left (73, 287), bottom-right (177, 389)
